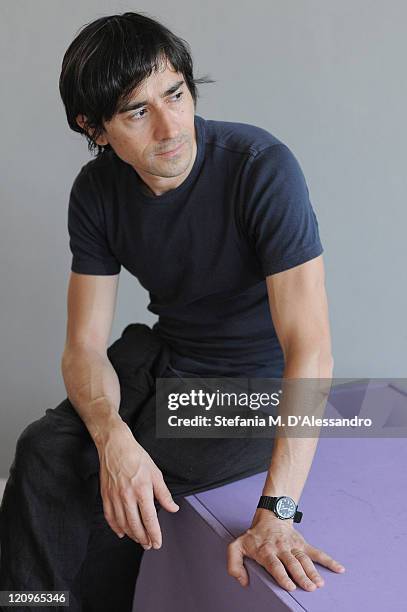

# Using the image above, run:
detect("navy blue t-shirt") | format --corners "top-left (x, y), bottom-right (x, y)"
top-left (67, 114), bottom-right (323, 377)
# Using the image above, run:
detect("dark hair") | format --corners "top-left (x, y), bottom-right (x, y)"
top-left (59, 11), bottom-right (214, 156)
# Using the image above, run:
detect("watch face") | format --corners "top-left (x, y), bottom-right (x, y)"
top-left (275, 496), bottom-right (296, 519)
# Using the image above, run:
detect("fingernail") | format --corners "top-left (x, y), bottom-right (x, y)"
top-left (153, 542), bottom-right (161, 549)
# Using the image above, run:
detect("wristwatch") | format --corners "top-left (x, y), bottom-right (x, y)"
top-left (257, 495), bottom-right (303, 523)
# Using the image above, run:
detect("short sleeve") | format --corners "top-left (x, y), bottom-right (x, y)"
top-left (67, 167), bottom-right (121, 275)
top-left (241, 143), bottom-right (323, 277)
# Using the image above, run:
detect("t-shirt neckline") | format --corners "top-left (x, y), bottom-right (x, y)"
top-left (122, 114), bottom-right (206, 206)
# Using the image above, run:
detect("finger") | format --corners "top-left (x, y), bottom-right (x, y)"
top-left (138, 486), bottom-right (162, 548)
top-left (291, 548), bottom-right (325, 587)
top-left (111, 492), bottom-right (134, 539)
top-left (279, 550), bottom-right (318, 591)
top-left (153, 475), bottom-right (179, 513)
top-left (306, 544), bottom-right (346, 573)
top-left (260, 553), bottom-right (297, 591)
top-left (102, 494), bottom-right (125, 538)
top-left (120, 493), bottom-right (152, 548)
top-left (226, 540), bottom-right (249, 587)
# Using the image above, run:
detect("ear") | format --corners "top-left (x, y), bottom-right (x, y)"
top-left (75, 114), bottom-right (87, 131)
top-left (75, 114), bottom-right (109, 146)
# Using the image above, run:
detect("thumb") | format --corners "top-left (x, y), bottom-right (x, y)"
top-left (154, 479), bottom-right (180, 512)
top-left (227, 540), bottom-right (249, 587)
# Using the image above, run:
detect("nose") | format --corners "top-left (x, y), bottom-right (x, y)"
top-left (153, 107), bottom-right (180, 146)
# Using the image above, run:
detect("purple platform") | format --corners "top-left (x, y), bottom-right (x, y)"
top-left (133, 383), bottom-right (407, 611)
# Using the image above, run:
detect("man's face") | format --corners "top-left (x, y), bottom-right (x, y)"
top-left (81, 59), bottom-right (196, 183)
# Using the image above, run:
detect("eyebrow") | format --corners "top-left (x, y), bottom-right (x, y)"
top-left (118, 80), bottom-right (185, 114)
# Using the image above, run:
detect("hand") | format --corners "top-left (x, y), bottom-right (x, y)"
top-left (227, 509), bottom-right (345, 591)
top-left (95, 419), bottom-right (179, 549)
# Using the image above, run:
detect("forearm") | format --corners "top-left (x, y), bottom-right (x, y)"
top-left (260, 349), bottom-right (333, 511)
top-left (61, 344), bottom-right (125, 446)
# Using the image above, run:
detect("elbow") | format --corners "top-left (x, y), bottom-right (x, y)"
top-left (309, 349), bottom-right (334, 378)
top-left (322, 352), bottom-right (334, 376)
top-left (284, 342), bottom-right (334, 377)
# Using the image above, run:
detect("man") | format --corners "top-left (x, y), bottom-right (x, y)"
top-left (0, 11), bottom-right (345, 611)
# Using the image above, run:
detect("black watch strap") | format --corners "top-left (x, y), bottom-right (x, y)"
top-left (257, 495), bottom-right (303, 523)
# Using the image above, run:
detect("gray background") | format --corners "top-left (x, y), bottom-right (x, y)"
top-left (1, 1), bottom-right (406, 474)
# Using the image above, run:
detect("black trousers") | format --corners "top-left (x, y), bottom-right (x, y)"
top-left (0, 323), bottom-right (275, 611)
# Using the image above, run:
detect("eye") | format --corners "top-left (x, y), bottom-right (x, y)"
top-left (129, 90), bottom-right (184, 121)
top-left (130, 108), bottom-right (148, 121)
top-left (170, 90), bottom-right (184, 102)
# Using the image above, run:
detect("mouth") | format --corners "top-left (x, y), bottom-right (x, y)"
top-left (155, 142), bottom-right (184, 158)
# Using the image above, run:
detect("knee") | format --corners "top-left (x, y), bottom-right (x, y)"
top-left (15, 416), bottom-right (52, 468)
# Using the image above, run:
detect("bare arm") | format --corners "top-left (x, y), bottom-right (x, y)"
top-left (259, 254), bottom-right (334, 509)
top-left (228, 255), bottom-right (345, 591)
top-left (60, 271), bottom-right (123, 443)
top-left (60, 271), bottom-right (179, 549)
